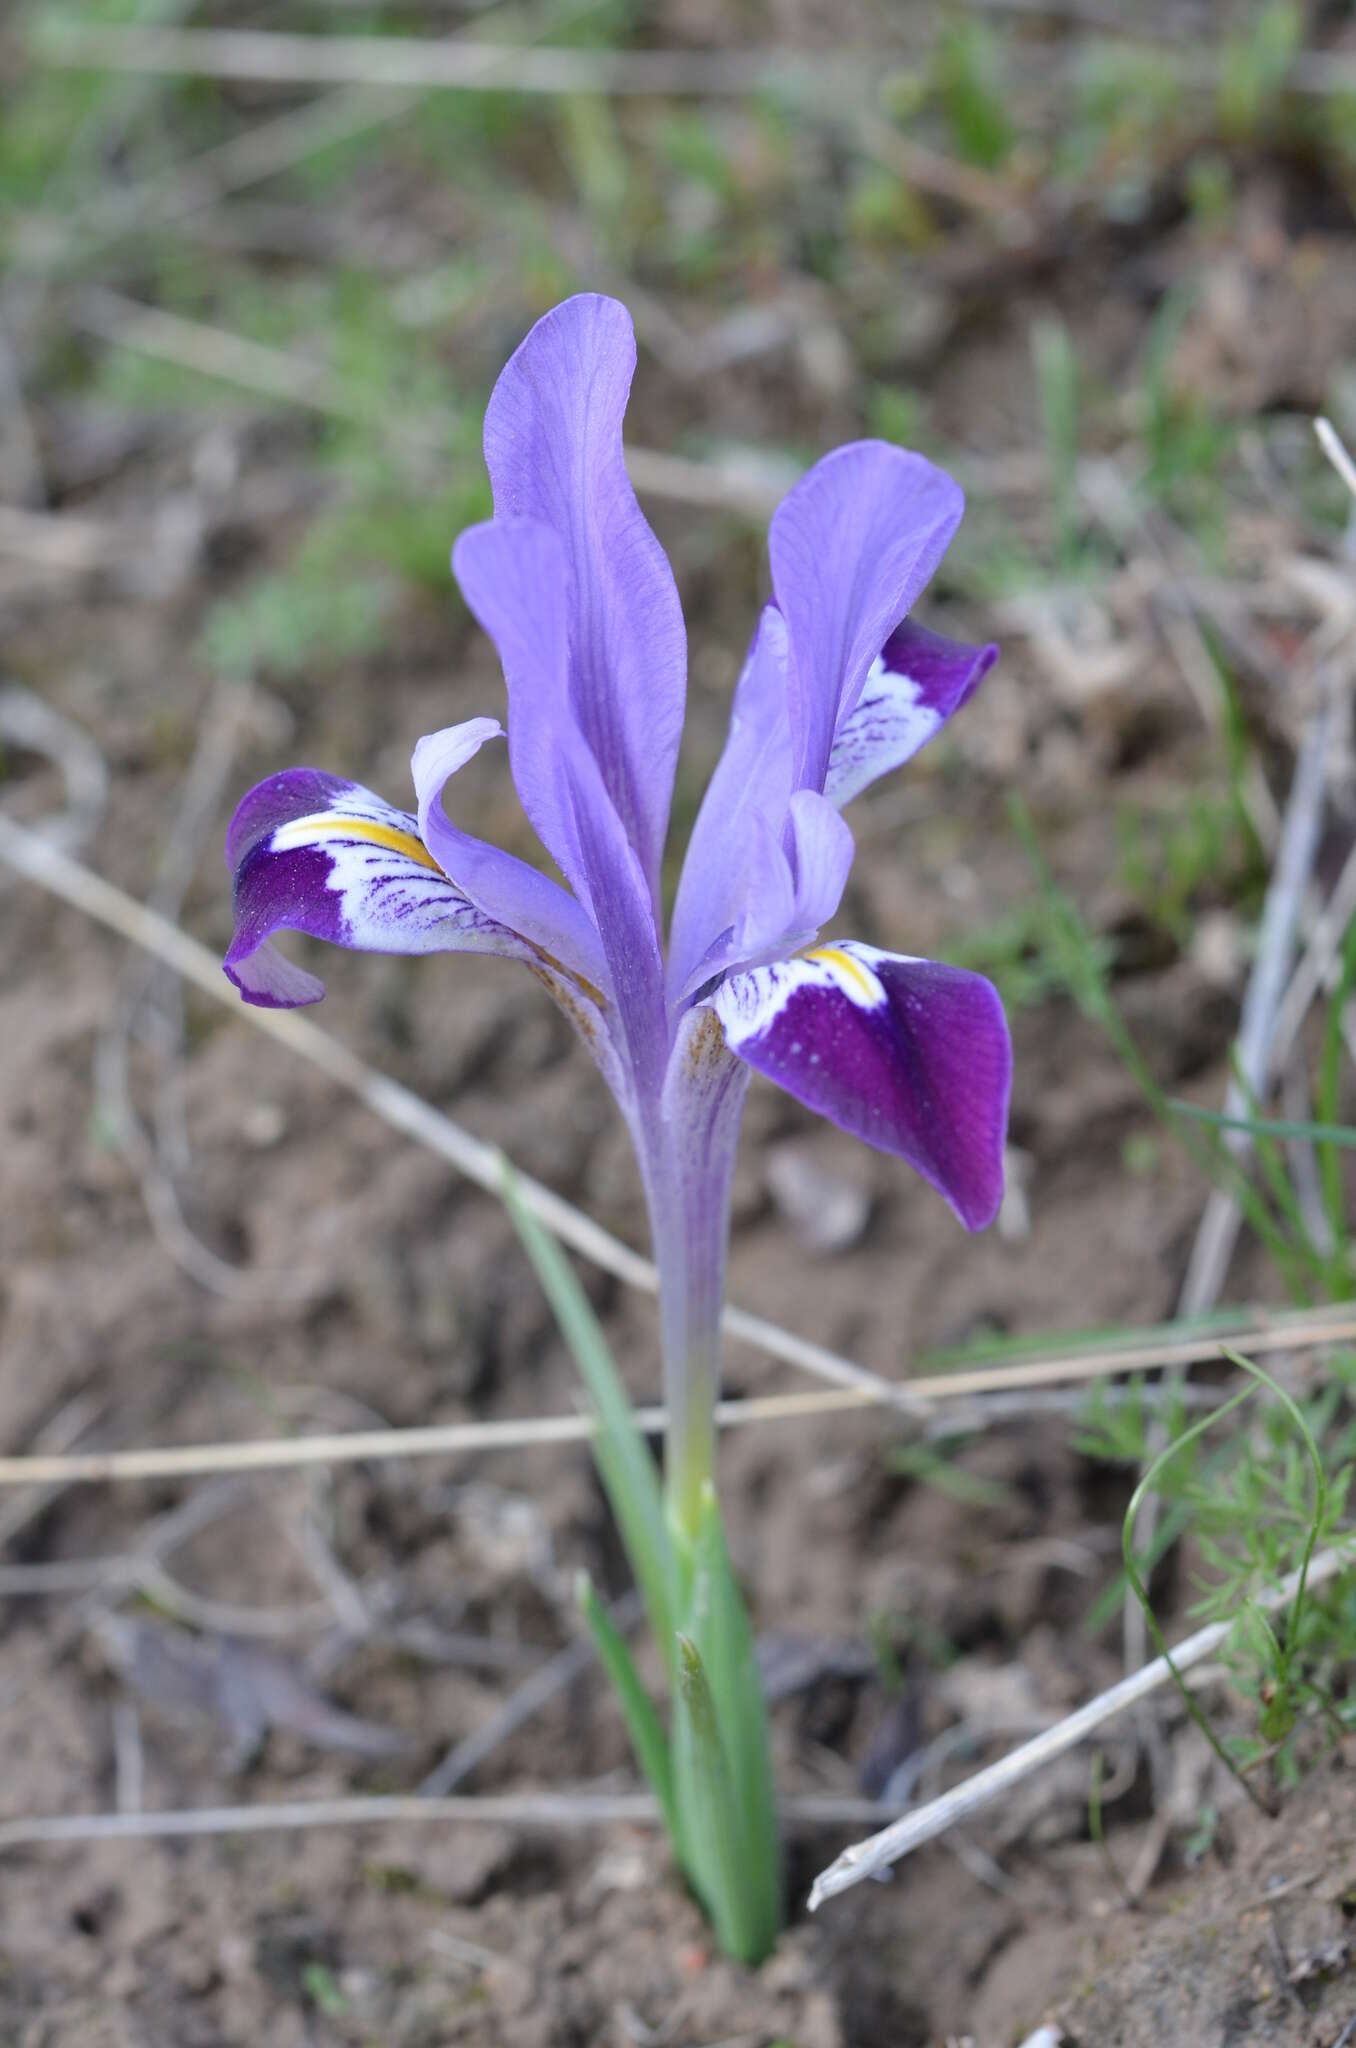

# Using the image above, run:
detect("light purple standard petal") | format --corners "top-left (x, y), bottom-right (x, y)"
top-left (452, 519), bottom-right (584, 902)
top-left (480, 293), bottom-right (687, 911)
top-left (224, 767), bottom-right (535, 1009)
top-left (710, 941), bottom-right (1011, 1230)
top-left (784, 791), bottom-right (854, 933)
top-left (667, 604), bottom-right (793, 998)
top-left (453, 514), bottom-right (668, 1093)
top-left (411, 716), bottom-right (608, 990)
top-left (824, 621), bottom-right (998, 810)
top-left (769, 442), bottom-right (965, 796)
top-left (668, 609), bottom-right (854, 999)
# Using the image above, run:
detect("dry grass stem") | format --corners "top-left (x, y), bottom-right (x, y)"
top-left (1317, 417), bottom-right (1356, 502)
top-left (74, 290), bottom-right (786, 516)
top-left (0, 1790), bottom-right (902, 1853)
top-left (6, 819), bottom-right (1356, 1492)
top-left (36, 27), bottom-right (865, 100)
top-left (3, 1310), bottom-right (1356, 1489)
top-left (1177, 686), bottom-right (1337, 1320)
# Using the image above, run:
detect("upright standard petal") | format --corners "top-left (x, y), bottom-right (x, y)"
top-left (453, 514), bottom-right (669, 1092)
top-left (710, 941), bottom-right (1011, 1230)
top-left (669, 614), bottom-right (857, 1000)
top-left (411, 716), bottom-right (608, 989)
top-left (769, 443), bottom-right (964, 797)
top-left (667, 605), bottom-right (793, 999)
top-left (453, 518), bottom-right (606, 921)
top-left (824, 621), bottom-right (998, 810)
top-left (480, 294), bottom-right (687, 909)
top-left (224, 767), bottom-right (534, 1009)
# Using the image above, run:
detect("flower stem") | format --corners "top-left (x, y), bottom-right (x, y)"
top-left (647, 1151), bottom-right (727, 1543)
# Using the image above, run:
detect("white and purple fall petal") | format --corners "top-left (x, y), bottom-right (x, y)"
top-left (709, 942), bottom-right (1011, 1232)
top-left (224, 766), bottom-right (542, 1009)
top-left (823, 620), bottom-right (998, 810)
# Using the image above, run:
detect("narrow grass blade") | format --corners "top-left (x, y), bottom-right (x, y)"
top-left (1122, 1375), bottom-right (1271, 1810)
top-left (1009, 795), bottom-right (1310, 1290)
top-left (576, 1572), bottom-right (677, 1842)
top-left (1169, 1102), bottom-right (1356, 1149)
top-left (500, 1161), bottom-right (677, 1674)
top-left (1218, 1348), bottom-right (1328, 1698)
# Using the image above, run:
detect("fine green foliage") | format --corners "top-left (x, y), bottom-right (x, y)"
top-left (1011, 796), bottom-right (1340, 1301)
top-left (1138, 288), bottom-right (1234, 546)
top-left (1009, 784), bottom-right (1356, 1789)
top-left (1080, 1345), bottom-right (1356, 1767)
top-left (1031, 316), bottom-right (1083, 575)
top-left (1217, 2), bottom-right (1303, 139)
top-left (1170, 1105), bottom-right (1356, 1152)
top-left (931, 21), bottom-right (1014, 171)
top-left (1115, 790), bottom-right (1259, 949)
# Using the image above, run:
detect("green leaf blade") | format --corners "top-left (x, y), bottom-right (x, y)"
top-left (688, 1485), bottom-right (782, 1957)
top-left (576, 1572), bottom-right (677, 1842)
top-left (673, 1633), bottom-right (764, 1965)
top-left (500, 1162), bottom-right (678, 1677)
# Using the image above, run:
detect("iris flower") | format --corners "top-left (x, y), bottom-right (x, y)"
top-left (224, 294), bottom-right (1012, 1539)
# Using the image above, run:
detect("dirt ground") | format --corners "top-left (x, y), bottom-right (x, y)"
top-left (5, 2), bottom-right (1356, 2042)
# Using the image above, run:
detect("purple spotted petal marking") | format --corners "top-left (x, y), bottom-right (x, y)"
top-left (710, 942), bottom-right (1011, 1231)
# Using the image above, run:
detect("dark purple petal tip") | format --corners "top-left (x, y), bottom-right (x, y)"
top-left (712, 942), bottom-right (1011, 1230)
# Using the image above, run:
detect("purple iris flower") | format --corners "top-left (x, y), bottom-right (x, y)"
top-left (224, 294), bottom-right (1012, 1532)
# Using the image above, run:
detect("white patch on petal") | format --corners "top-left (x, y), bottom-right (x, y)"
top-left (267, 790), bottom-right (526, 956)
top-left (710, 940), bottom-right (890, 1048)
top-left (271, 787), bottom-right (436, 867)
top-left (801, 944), bottom-right (888, 1008)
top-left (824, 655), bottom-right (943, 810)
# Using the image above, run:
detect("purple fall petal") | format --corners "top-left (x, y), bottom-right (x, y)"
top-left (710, 941), bottom-right (1011, 1230)
top-left (480, 293), bottom-right (687, 911)
top-left (825, 621), bottom-right (998, 810)
top-left (224, 767), bottom-right (535, 1010)
top-left (769, 442), bottom-right (964, 796)
top-left (411, 716), bottom-right (608, 989)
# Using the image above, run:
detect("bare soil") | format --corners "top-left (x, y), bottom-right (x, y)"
top-left (5, 14), bottom-right (1356, 2043)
